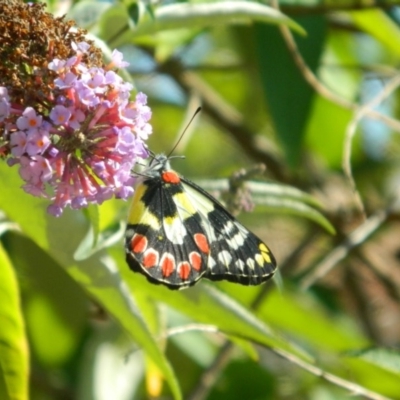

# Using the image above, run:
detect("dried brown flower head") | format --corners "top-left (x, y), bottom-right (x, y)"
top-left (0, 0), bottom-right (102, 111)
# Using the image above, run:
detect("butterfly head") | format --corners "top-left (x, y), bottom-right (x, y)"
top-left (148, 153), bottom-right (169, 173)
top-left (145, 153), bottom-right (185, 178)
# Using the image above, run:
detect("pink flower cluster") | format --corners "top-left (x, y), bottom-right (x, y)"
top-left (0, 45), bottom-right (151, 216)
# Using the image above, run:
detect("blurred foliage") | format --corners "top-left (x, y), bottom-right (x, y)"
top-left (1, 0), bottom-right (400, 399)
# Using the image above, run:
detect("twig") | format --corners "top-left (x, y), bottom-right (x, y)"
top-left (355, 249), bottom-right (400, 302)
top-left (187, 342), bottom-right (235, 400)
top-left (272, 1), bottom-right (400, 134)
top-left (271, 347), bottom-right (394, 400)
top-left (271, 0), bottom-right (400, 290)
top-left (166, 323), bottom-right (395, 400)
top-left (343, 73), bottom-right (400, 218)
top-left (185, 211), bottom-right (389, 399)
top-left (164, 323), bottom-right (219, 338)
top-left (159, 58), bottom-right (289, 182)
top-left (252, 228), bottom-right (320, 309)
top-left (299, 207), bottom-right (390, 291)
top-left (273, 0), bottom-right (400, 216)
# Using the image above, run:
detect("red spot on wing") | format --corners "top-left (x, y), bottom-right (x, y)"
top-left (194, 233), bottom-right (210, 254)
top-left (143, 249), bottom-right (158, 268)
top-left (162, 171), bottom-right (181, 184)
top-left (161, 254), bottom-right (175, 277)
top-left (189, 252), bottom-right (202, 271)
top-left (179, 262), bottom-right (191, 280)
top-left (131, 234), bottom-right (147, 253)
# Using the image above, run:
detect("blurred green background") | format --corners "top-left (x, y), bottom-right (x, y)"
top-left (1, 1), bottom-right (400, 399)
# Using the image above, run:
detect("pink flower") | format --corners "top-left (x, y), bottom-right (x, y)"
top-left (1, 43), bottom-right (152, 216)
top-left (26, 128), bottom-right (51, 155)
top-left (10, 131), bottom-right (27, 156)
top-left (109, 49), bottom-right (129, 69)
top-left (50, 105), bottom-right (72, 126)
top-left (16, 107), bottom-right (43, 130)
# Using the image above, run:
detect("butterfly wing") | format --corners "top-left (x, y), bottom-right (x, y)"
top-left (181, 177), bottom-right (277, 285)
top-left (125, 176), bottom-right (211, 289)
top-left (125, 160), bottom-right (277, 289)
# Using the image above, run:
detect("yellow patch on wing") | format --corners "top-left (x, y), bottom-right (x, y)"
top-left (173, 192), bottom-right (198, 220)
top-left (181, 184), bottom-right (215, 214)
top-left (127, 183), bottom-right (161, 229)
top-left (259, 243), bottom-right (272, 264)
top-left (255, 253), bottom-right (265, 267)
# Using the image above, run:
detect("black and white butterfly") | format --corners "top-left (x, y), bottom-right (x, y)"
top-left (125, 154), bottom-right (277, 290)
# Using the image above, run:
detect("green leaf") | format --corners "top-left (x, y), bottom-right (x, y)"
top-left (73, 221), bottom-right (125, 261)
top-left (349, 8), bottom-right (400, 57)
top-left (130, 2), bottom-right (306, 38)
top-left (78, 323), bottom-right (145, 399)
top-left (197, 178), bottom-right (335, 234)
top-left (346, 348), bottom-right (400, 377)
top-left (208, 359), bottom-right (275, 399)
top-left (0, 242), bottom-right (29, 400)
top-left (68, 0), bottom-right (111, 30)
top-left (305, 29), bottom-right (362, 168)
top-left (343, 351), bottom-right (400, 398)
top-left (0, 164), bottom-right (50, 250)
top-left (257, 196), bottom-right (335, 235)
top-left (306, 96), bottom-right (355, 168)
top-left (25, 292), bottom-right (80, 367)
top-left (6, 234), bottom-right (87, 367)
top-left (255, 15), bottom-right (327, 167)
top-left (128, 2), bottom-right (141, 26)
top-left (123, 268), bottom-right (313, 362)
top-left (258, 288), bottom-right (369, 352)
top-left (248, 181), bottom-right (335, 234)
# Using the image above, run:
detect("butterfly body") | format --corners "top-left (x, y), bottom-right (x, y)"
top-left (125, 154), bottom-right (277, 289)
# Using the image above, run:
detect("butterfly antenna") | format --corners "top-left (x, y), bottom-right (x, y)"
top-left (167, 107), bottom-right (201, 158)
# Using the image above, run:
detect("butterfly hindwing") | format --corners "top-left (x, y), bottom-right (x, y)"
top-left (180, 178), bottom-right (276, 285)
top-left (125, 154), bottom-right (277, 289)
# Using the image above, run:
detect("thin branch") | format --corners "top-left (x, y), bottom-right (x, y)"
top-left (271, 0), bottom-right (400, 290)
top-left (166, 323), bottom-right (394, 400)
top-left (164, 324), bottom-right (219, 338)
top-left (251, 228), bottom-right (320, 309)
top-left (299, 207), bottom-right (390, 291)
top-left (159, 58), bottom-right (290, 182)
top-left (355, 249), bottom-right (400, 303)
top-left (183, 220), bottom-right (394, 399)
top-left (345, 262), bottom-right (387, 343)
top-left (187, 342), bottom-right (236, 400)
top-left (271, 347), bottom-right (394, 400)
top-left (272, 1), bottom-right (400, 134)
top-left (343, 73), bottom-right (400, 218)
top-left (136, 5), bottom-right (400, 399)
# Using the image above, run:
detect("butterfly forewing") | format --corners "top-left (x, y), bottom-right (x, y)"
top-left (125, 154), bottom-right (277, 289)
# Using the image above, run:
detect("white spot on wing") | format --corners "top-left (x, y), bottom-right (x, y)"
top-left (163, 218), bottom-right (187, 244)
top-left (208, 256), bottom-right (216, 268)
top-left (227, 232), bottom-right (246, 249)
top-left (235, 259), bottom-right (245, 271)
top-left (218, 250), bottom-right (232, 268)
top-left (223, 221), bottom-right (235, 235)
top-left (246, 258), bottom-right (255, 270)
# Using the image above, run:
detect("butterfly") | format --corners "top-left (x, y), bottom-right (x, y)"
top-left (125, 154), bottom-right (277, 290)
